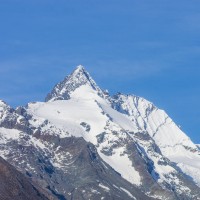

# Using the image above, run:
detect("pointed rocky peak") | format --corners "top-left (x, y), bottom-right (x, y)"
top-left (74, 64), bottom-right (85, 71)
top-left (45, 65), bottom-right (108, 102)
top-left (0, 100), bottom-right (8, 107)
top-left (0, 100), bottom-right (12, 112)
top-left (69, 65), bottom-right (87, 78)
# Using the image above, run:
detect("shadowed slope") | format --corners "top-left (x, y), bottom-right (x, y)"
top-left (0, 156), bottom-right (54, 200)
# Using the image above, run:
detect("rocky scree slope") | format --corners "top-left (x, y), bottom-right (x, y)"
top-left (0, 155), bottom-right (55, 200)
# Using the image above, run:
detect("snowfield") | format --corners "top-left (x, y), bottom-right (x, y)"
top-left (27, 84), bottom-right (142, 186)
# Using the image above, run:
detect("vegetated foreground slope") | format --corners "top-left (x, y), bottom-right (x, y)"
top-left (0, 66), bottom-right (200, 200)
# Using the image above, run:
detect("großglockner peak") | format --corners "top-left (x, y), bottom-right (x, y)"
top-left (45, 65), bottom-right (108, 102)
top-left (0, 65), bottom-right (200, 200)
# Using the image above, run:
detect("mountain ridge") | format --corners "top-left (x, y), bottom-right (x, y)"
top-left (0, 65), bottom-right (200, 200)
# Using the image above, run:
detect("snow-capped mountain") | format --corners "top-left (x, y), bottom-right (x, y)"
top-left (111, 94), bottom-right (200, 187)
top-left (0, 66), bottom-right (200, 200)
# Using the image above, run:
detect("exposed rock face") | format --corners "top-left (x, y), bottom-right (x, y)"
top-left (0, 66), bottom-right (200, 200)
top-left (0, 156), bottom-right (54, 200)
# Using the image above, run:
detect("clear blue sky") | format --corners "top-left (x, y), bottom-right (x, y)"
top-left (0, 0), bottom-right (199, 143)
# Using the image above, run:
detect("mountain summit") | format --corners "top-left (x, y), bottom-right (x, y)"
top-left (45, 65), bottom-right (106, 102)
top-left (0, 66), bottom-right (200, 200)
